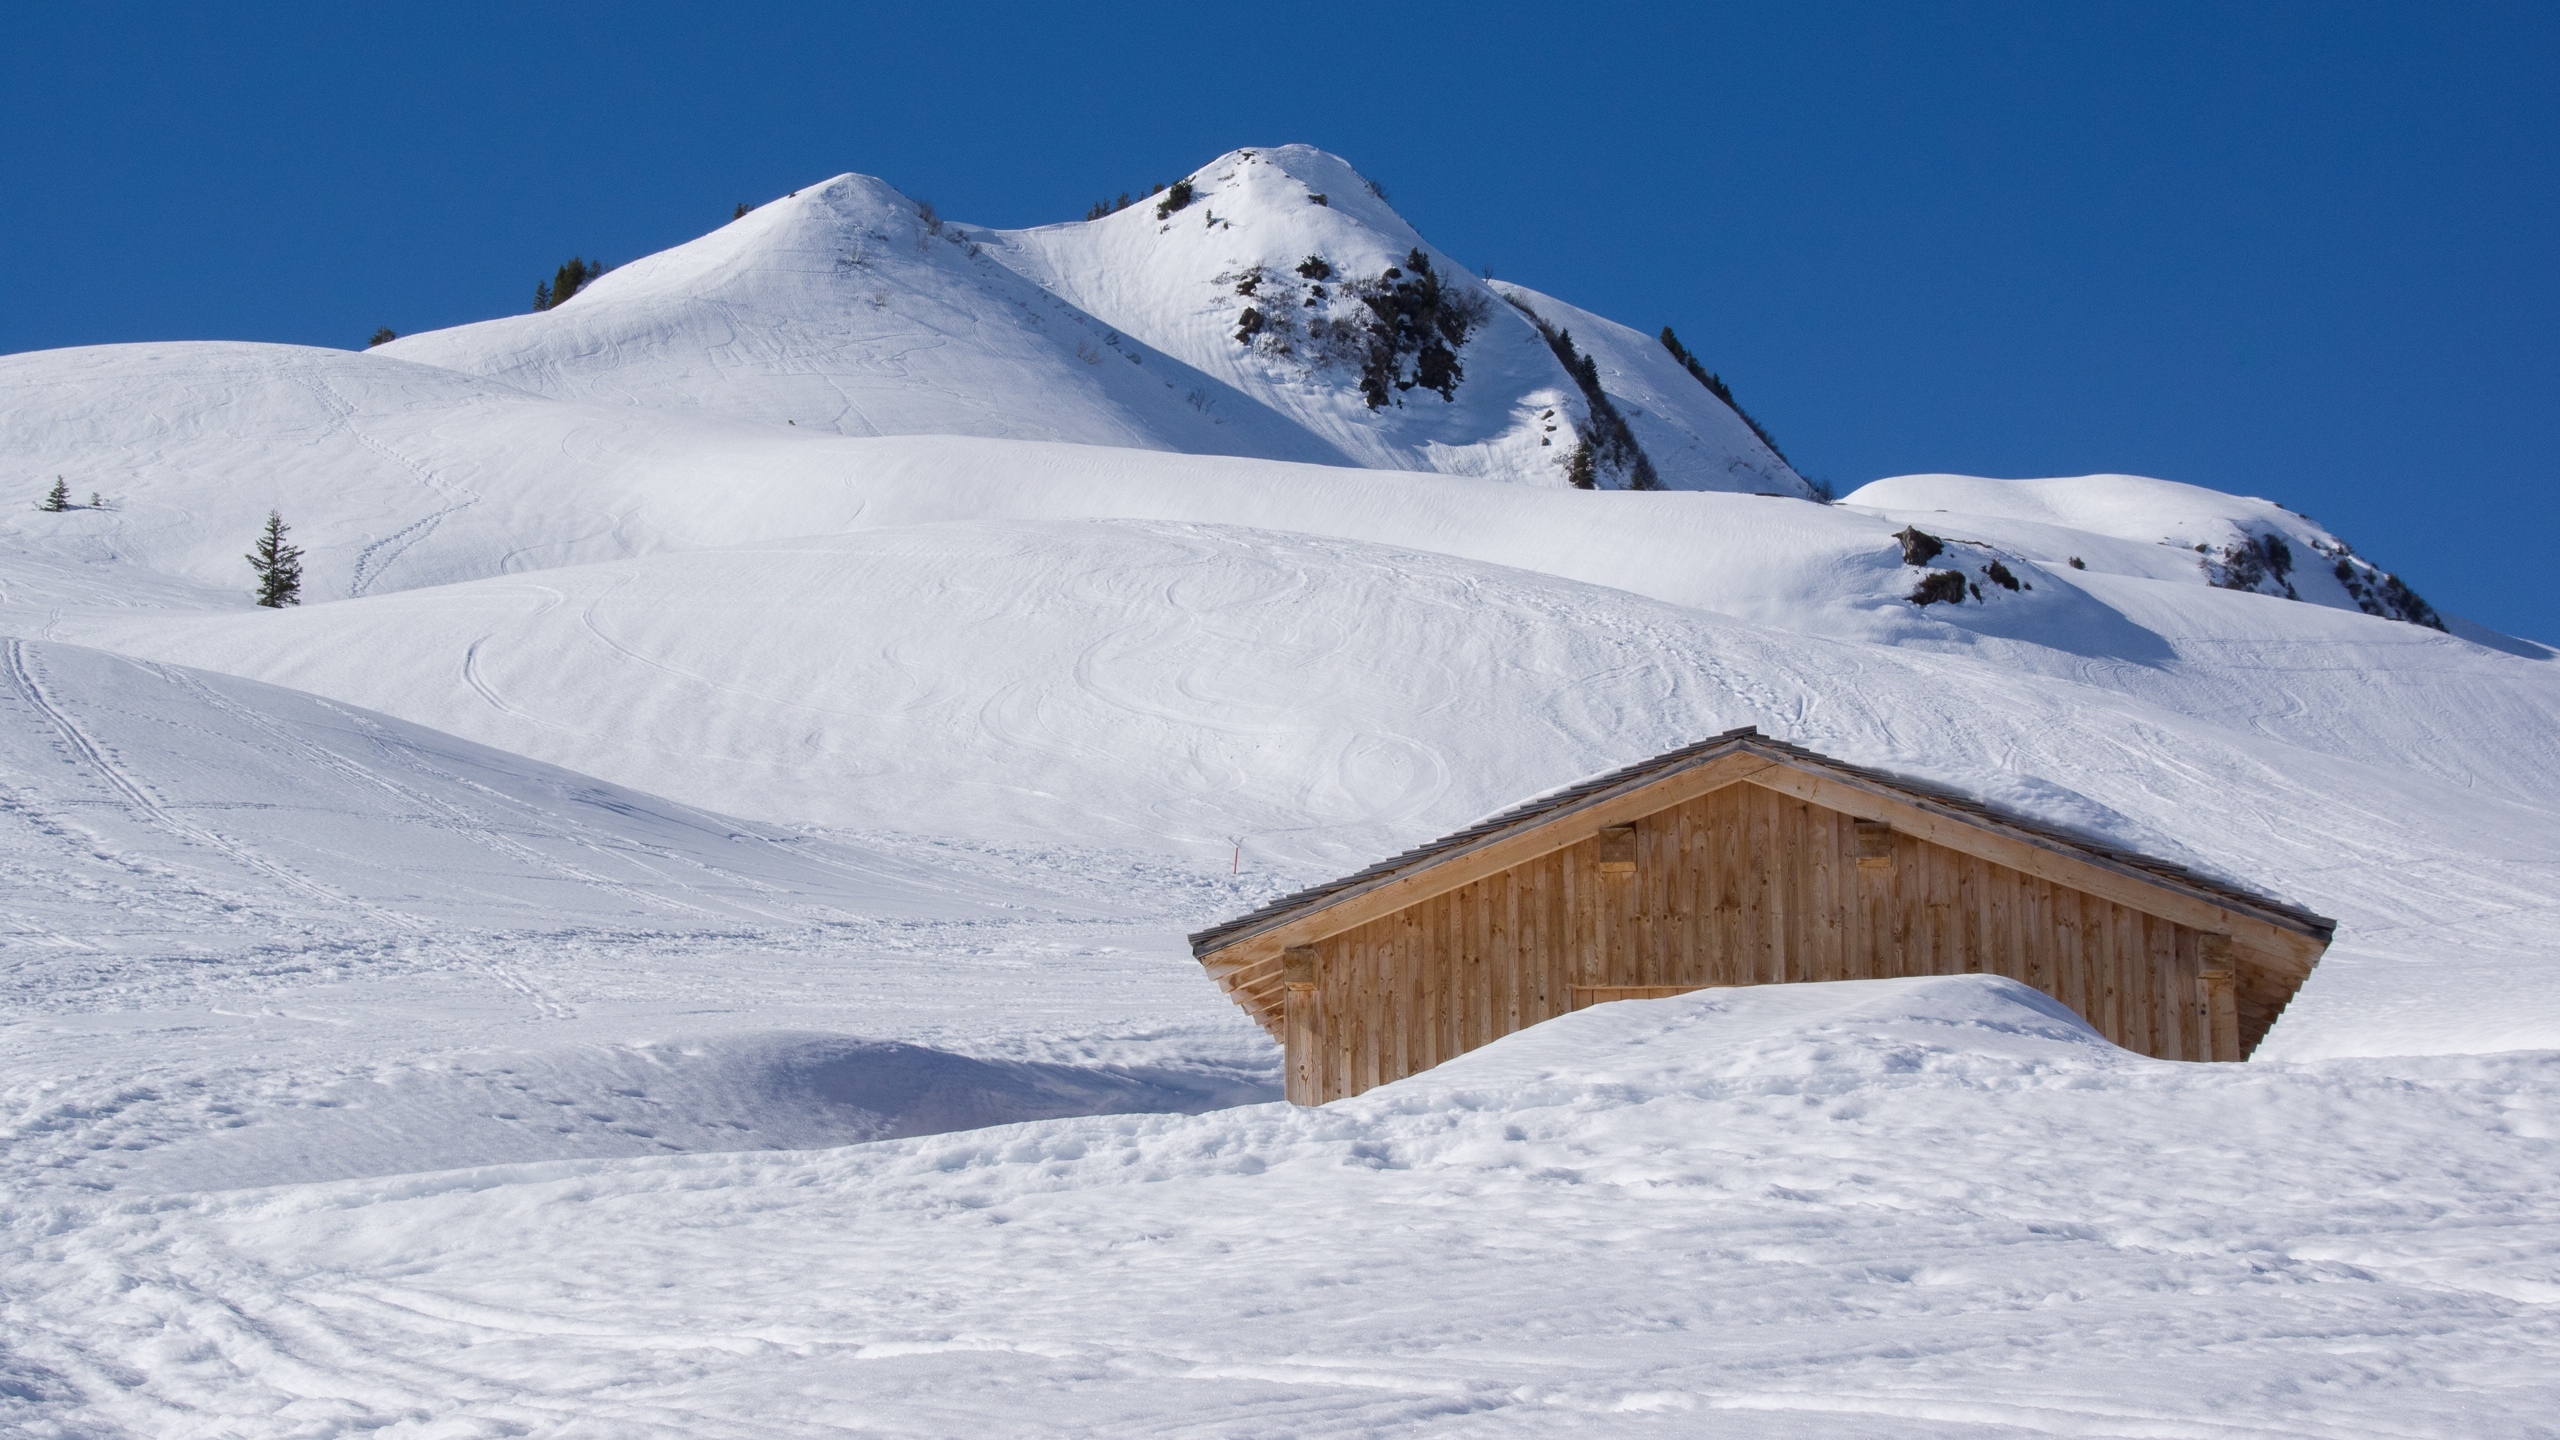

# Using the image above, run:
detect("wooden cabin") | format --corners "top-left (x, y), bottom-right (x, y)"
top-left (1192, 729), bottom-right (2335, 1104)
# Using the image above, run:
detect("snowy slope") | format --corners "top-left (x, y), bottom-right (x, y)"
top-left (12, 331), bottom-right (2559, 1063)
top-left (7, 978), bottom-right (2554, 1437)
top-left (0, 339), bottom-right (1830, 615)
top-left (12, 335), bottom-right (2558, 1052)
top-left (383, 174), bottom-right (1339, 462)
top-left (0, 340), bottom-right (769, 604)
top-left (15, 345), bottom-right (2552, 828)
top-left (0, 636), bottom-right (1020, 943)
top-left (50, 515), bottom-right (2560, 1067)
top-left (0, 637), bottom-right (1272, 1197)
top-left (14, 336), bottom-right (2469, 682)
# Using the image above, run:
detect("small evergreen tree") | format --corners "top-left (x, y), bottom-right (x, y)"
top-left (734, 201), bottom-right (755, 219)
top-left (1510, 301), bottom-right (1658, 488)
top-left (533, 256), bottom-right (605, 312)
top-left (367, 327), bottom-right (398, 348)
top-left (1154, 179), bottom-right (1194, 220)
top-left (247, 511), bottom-right (303, 608)
top-left (41, 477), bottom-right (69, 512)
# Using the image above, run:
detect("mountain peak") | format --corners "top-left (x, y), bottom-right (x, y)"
top-left (376, 146), bottom-right (1807, 494)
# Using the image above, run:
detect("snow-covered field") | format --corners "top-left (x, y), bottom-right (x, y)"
top-left (14, 980), bottom-right (2557, 1437)
top-left (2, 146), bottom-right (2554, 1435)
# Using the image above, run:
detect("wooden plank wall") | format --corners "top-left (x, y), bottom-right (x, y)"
top-left (1293, 780), bottom-right (2251, 1103)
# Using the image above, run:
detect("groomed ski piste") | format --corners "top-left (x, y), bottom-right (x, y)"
top-left (2, 147), bottom-right (2554, 1436)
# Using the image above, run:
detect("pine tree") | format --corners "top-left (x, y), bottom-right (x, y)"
top-left (41, 477), bottom-right (69, 512)
top-left (368, 327), bottom-right (398, 347)
top-left (1565, 442), bottom-right (1597, 490)
top-left (533, 257), bottom-right (605, 312)
top-left (247, 511), bottom-right (303, 608)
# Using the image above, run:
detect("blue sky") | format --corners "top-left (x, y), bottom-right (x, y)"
top-left (8, 1), bottom-right (2554, 639)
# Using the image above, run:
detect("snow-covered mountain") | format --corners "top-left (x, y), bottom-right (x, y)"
top-left (383, 146), bottom-right (1810, 494)
top-left (3, 144), bottom-right (2555, 1437)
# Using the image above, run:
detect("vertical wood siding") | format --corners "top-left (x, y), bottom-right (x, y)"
top-left (1297, 780), bottom-right (2254, 1103)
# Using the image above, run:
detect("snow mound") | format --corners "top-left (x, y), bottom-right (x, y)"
top-left (1845, 472), bottom-right (2451, 629)
top-left (1401, 973), bottom-right (2124, 1104)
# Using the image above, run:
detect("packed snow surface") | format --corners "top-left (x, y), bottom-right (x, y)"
top-left (10, 980), bottom-right (2556, 1436)
top-left (3, 143), bottom-right (2556, 1435)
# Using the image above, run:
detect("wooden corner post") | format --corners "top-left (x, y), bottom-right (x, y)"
top-left (1283, 946), bottom-right (1322, 1105)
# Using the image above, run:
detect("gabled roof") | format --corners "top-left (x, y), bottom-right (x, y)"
top-left (1191, 728), bottom-right (2335, 959)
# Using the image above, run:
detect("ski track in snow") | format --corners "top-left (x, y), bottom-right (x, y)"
top-left (294, 364), bottom-right (483, 600)
top-left (0, 146), bottom-right (2556, 1436)
top-left (4, 981), bottom-right (2555, 1438)
top-left (7, 637), bottom-right (381, 919)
